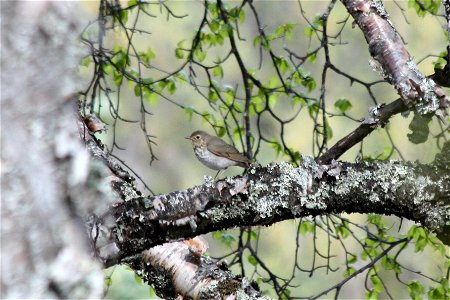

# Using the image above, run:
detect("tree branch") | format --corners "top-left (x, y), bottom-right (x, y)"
top-left (317, 98), bottom-right (406, 164)
top-left (125, 241), bottom-right (270, 300)
top-left (318, 0), bottom-right (449, 164)
top-left (111, 147), bottom-right (449, 258)
top-left (340, 0), bottom-right (448, 115)
top-left (84, 108), bottom-right (448, 298)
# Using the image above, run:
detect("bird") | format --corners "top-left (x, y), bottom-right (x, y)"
top-left (185, 130), bottom-right (251, 178)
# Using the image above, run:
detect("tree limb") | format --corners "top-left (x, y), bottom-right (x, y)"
top-left (111, 147), bottom-right (449, 258)
top-left (340, 0), bottom-right (449, 115)
top-left (317, 98), bottom-right (407, 164)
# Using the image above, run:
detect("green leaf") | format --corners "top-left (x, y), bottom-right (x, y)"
top-left (134, 84), bottom-right (142, 96)
top-left (307, 52), bottom-right (317, 63)
top-left (370, 274), bottom-right (384, 293)
top-left (212, 65), bottom-right (223, 78)
top-left (247, 255), bottom-right (258, 266)
top-left (299, 220), bottom-right (314, 235)
top-left (284, 24), bottom-right (296, 40)
top-left (112, 50), bottom-right (128, 69)
top-left (325, 119), bottom-right (333, 140)
top-left (119, 9), bottom-right (129, 24)
top-left (208, 89), bottom-right (219, 102)
top-left (377, 146), bottom-right (394, 160)
top-left (80, 56), bottom-right (92, 67)
top-left (407, 225), bottom-right (418, 238)
top-left (212, 231), bottom-right (236, 247)
top-left (408, 0), bottom-right (440, 17)
top-left (177, 39), bottom-right (186, 48)
top-left (334, 98), bottom-right (352, 113)
top-left (134, 273), bottom-right (143, 284)
top-left (149, 287), bottom-right (156, 297)
top-left (103, 63), bottom-right (114, 75)
top-left (238, 9), bottom-right (245, 23)
top-left (268, 94), bottom-right (278, 109)
top-left (209, 20), bottom-right (220, 32)
top-left (219, 23), bottom-right (232, 38)
top-left (249, 230), bottom-right (258, 240)
top-left (184, 106), bottom-right (195, 120)
top-left (312, 15), bottom-right (325, 27)
top-left (428, 287), bottom-right (446, 300)
top-left (381, 255), bottom-right (395, 270)
top-left (365, 289), bottom-right (379, 300)
top-left (428, 277), bottom-right (449, 300)
top-left (275, 57), bottom-right (289, 74)
top-left (408, 225), bottom-right (428, 252)
top-left (251, 95), bottom-right (264, 113)
top-left (301, 75), bottom-right (316, 91)
top-left (304, 26), bottom-right (314, 37)
top-left (141, 77), bottom-right (153, 84)
top-left (268, 76), bottom-right (280, 89)
top-left (217, 127), bottom-right (226, 137)
top-left (196, 49), bottom-right (206, 62)
top-left (368, 214), bottom-right (385, 226)
top-left (144, 91), bottom-right (158, 106)
top-left (223, 86), bottom-right (235, 101)
top-left (215, 34), bottom-right (224, 45)
top-left (336, 224), bottom-right (350, 238)
top-left (280, 288), bottom-right (291, 300)
top-left (433, 50), bottom-right (448, 70)
top-left (271, 138), bottom-right (283, 156)
top-left (344, 266), bottom-right (356, 277)
top-left (428, 234), bottom-right (446, 255)
top-left (307, 99), bottom-right (319, 117)
top-left (202, 112), bottom-right (215, 125)
top-left (291, 96), bottom-right (306, 108)
top-left (253, 35), bottom-right (260, 47)
top-left (167, 80), bottom-right (176, 94)
top-left (407, 280), bottom-right (425, 300)
top-left (347, 254), bottom-right (357, 264)
top-left (273, 24), bottom-right (296, 39)
top-left (175, 48), bottom-right (184, 59)
top-left (112, 71), bottom-right (123, 86)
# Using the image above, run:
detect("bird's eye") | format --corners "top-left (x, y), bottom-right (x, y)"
top-left (195, 135), bottom-right (200, 139)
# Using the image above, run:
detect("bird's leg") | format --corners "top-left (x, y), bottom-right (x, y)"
top-left (214, 170), bottom-right (222, 180)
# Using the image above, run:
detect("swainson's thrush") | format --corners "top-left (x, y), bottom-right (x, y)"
top-left (186, 131), bottom-right (251, 175)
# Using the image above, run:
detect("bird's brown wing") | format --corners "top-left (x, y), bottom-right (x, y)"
top-left (207, 137), bottom-right (251, 167)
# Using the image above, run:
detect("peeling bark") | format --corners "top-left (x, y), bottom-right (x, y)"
top-left (84, 134), bottom-right (448, 298)
top-left (341, 0), bottom-right (449, 115)
top-left (126, 241), bottom-right (269, 300)
top-left (111, 148), bottom-right (449, 257)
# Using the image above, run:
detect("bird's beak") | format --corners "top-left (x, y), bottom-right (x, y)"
top-left (185, 136), bottom-right (192, 140)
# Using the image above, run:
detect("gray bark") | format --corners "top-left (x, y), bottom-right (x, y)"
top-left (85, 123), bottom-right (448, 298)
top-left (1, 2), bottom-right (109, 298)
top-left (110, 151), bottom-right (449, 259)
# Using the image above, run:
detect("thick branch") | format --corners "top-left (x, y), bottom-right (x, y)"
top-left (341, 0), bottom-right (448, 115)
top-left (319, 0), bottom-right (450, 164)
top-left (82, 120), bottom-right (270, 299)
top-left (126, 241), bottom-right (269, 300)
top-left (113, 148), bottom-right (450, 257)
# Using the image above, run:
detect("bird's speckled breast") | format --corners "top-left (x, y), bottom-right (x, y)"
top-left (193, 146), bottom-right (237, 170)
